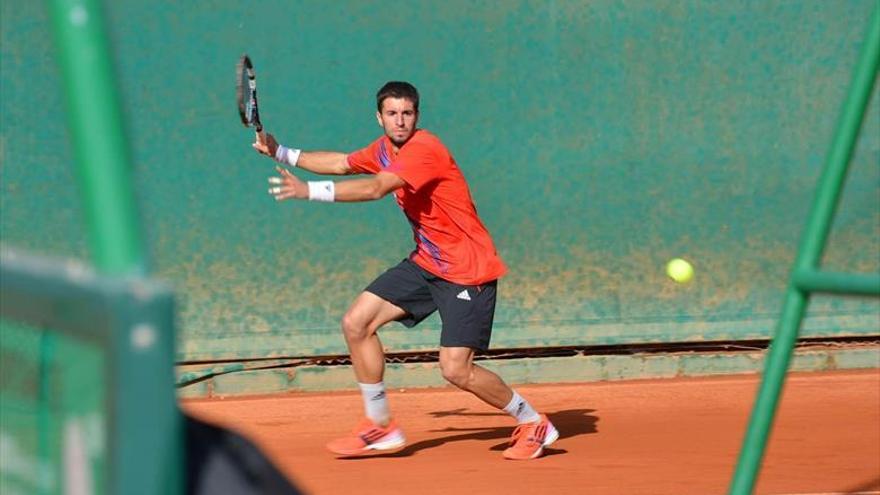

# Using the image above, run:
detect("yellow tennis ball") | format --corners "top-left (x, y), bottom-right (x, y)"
top-left (666, 258), bottom-right (694, 283)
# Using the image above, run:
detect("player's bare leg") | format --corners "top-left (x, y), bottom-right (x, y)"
top-left (326, 292), bottom-right (408, 456)
top-left (438, 346), bottom-right (513, 408)
top-left (341, 291), bottom-right (405, 385)
top-left (439, 346), bottom-right (559, 460)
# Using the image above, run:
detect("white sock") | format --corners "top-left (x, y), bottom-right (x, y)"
top-left (503, 391), bottom-right (541, 424)
top-left (359, 381), bottom-right (391, 426)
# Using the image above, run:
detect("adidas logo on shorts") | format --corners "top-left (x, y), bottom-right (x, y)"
top-left (456, 290), bottom-right (471, 301)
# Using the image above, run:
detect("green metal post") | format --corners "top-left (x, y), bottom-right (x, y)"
top-left (37, 332), bottom-right (54, 495)
top-left (792, 269), bottom-right (880, 296)
top-left (46, 0), bottom-right (144, 275)
top-left (44, 2), bottom-right (180, 494)
top-left (110, 285), bottom-right (181, 495)
top-left (729, 5), bottom-right (880, 494)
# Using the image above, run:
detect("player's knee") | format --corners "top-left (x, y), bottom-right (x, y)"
top-left (439, 358), bottom-right (472, 390)
top-left (340, 311), bottom-right (370, 342)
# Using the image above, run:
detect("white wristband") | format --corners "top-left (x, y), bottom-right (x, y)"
top-left (275, 145), bottom-right (301, 167)
top-left (308, 181), bottom-right (335, 202)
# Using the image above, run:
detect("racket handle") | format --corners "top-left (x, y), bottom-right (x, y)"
top-left (255, 123), bottom-right (263, 133)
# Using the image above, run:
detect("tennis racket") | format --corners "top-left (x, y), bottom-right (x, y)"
top-left (236, 54), bottom-right (262, 133)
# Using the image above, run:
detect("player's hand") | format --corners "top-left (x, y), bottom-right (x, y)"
top-left (267, 166), bottom-right (307, 201)
top-left (253, 131), bottom-right (279, 158)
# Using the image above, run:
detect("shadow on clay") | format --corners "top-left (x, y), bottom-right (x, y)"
top-left (336, 408), bottom-right (598, 460)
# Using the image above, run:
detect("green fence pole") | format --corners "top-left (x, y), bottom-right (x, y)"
top-left (44, 2), bottom-right (180, 494)
top-left (110, 284), bottom-right (181, 495)
top-left (792, 269), bottom-right (880, 296)
top-left (729, 4), bottom-right (880, 494)
top-left (37, 332), bottom-right (55, 495)
top-left (46, 0), bottom-right (144, 275)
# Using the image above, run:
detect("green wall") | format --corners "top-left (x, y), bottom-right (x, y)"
top-left (2, 0), bottom-right (878, 362)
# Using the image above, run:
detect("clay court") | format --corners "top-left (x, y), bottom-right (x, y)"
top-left (183, 369), bottom-right (880, 495)
top-left (3, 2), bottom-right (880, 495)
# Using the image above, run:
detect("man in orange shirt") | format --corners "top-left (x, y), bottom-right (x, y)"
top-left (253, 81), bottom-right (558, 460)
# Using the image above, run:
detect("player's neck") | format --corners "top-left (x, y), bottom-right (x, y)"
top-left (387, 129), bottom-right (419, 154)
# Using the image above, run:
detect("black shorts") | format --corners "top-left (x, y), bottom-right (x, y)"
top-left (364, 258), bottom-right (498, 351)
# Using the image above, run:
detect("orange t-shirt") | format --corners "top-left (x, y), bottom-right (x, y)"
top-left (346, 129), bottom-right (507, 285)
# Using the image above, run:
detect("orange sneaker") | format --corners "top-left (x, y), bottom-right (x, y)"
top-left (326, 418), bottom-right (406, 456)
top-left (502, 414), bottom-right (559, 460)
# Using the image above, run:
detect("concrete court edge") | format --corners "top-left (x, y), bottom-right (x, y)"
top-left (176, 345), bottom-right (880, 398)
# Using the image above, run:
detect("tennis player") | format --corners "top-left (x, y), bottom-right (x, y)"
top-left (252, 81), bottom-right (558, 460)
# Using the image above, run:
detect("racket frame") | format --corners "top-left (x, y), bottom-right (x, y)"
top-left (236, 54), bottom-right (262, 132)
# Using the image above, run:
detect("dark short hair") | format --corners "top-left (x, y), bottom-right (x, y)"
top-left (376, 81), bottom-right (419, 112)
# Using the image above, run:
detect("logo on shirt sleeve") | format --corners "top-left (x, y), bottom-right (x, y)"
top-left (378, 141), bottom-right (391, 168)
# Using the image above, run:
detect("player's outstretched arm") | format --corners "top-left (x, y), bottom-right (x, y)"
top-left (252, 132), bottom-right (353, 175)
top-left (296, 151), bottom-right (352, 175)
top-left (268, 168), bottom-right (404, 202)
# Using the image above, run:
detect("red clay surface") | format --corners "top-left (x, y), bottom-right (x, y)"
top-left (182, 369), bottom-right (880, 495)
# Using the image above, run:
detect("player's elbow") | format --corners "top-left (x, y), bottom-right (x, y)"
top-left (337, 158), bottom-right (354, 175)
top-left (356, 180), bottom-right (387, 200)
top-left (365, 185), bottom-right (387, 201)
top-left (371, 173), bottom-right (404, 199)
top-left (368, 179), bottom-right (401, 200)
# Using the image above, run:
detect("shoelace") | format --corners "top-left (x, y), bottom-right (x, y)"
top-left (511, 421), bottom-right (549, 447)
top-left (509, 423), bottom-right (541, 446)
top-left (508, 424), bottom-right (527, 445)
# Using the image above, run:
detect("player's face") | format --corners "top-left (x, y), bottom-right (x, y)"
top-left (377, 97), bottom-right (418, 147)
